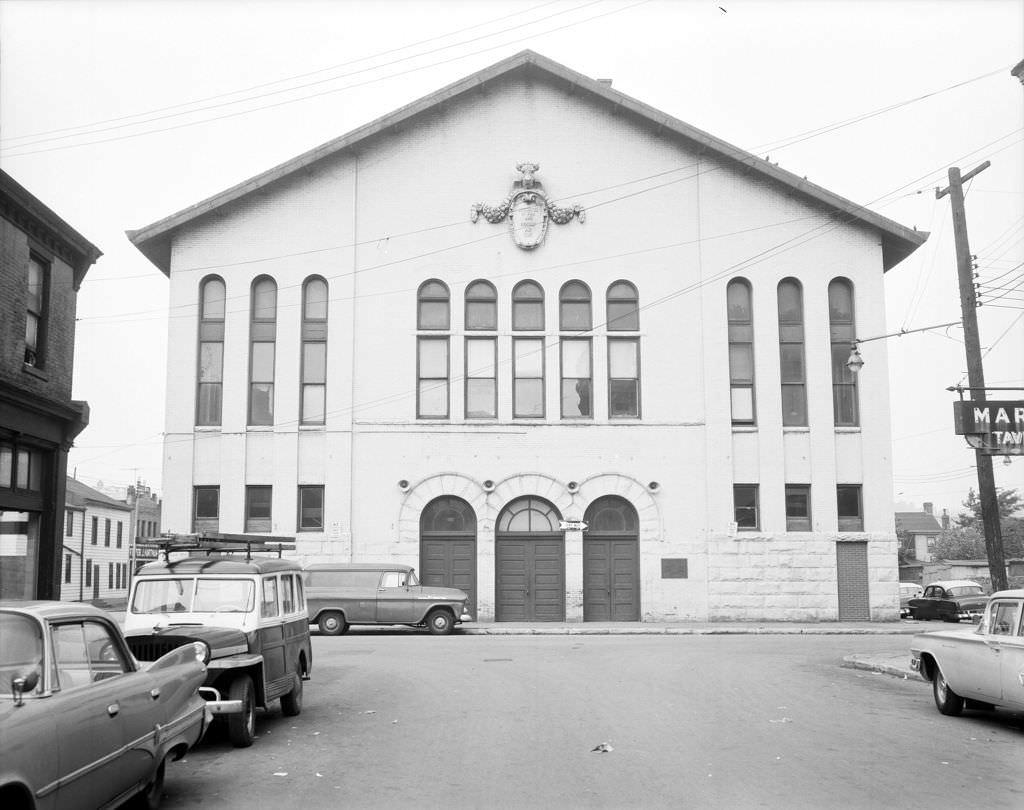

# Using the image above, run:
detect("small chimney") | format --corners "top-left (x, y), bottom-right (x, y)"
top-left (942, 508), bottom-right (950, 530)
top-left (923, 502), bottom-right (933, 515)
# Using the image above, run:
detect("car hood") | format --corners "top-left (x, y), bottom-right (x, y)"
top-left (126, 625), bottom-right (249, 661)
top-left (412, 586), bottom-right (469, 601)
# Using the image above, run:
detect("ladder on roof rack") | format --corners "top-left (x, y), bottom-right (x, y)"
top-left (136, 532), bottom-right (296, 562)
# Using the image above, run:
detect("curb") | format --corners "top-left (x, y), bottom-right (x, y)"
top-left (841, 653), bottom-right (918, 680)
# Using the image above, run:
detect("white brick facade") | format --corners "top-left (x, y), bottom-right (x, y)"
top-left (131, 52), bottom-right (926, 622)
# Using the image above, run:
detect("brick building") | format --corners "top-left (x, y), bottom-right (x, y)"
top-left (128, 51), bottom-right (926, 621)
top-left (1, 169), bottom-right (100, 599)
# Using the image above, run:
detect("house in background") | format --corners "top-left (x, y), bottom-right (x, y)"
top-left (128, 50), bottom-right (927, 622)
top-left (61, 476), bottom-right (133, 603)
top-left (0, 169), bottom-right (101, 599)
top-left (896, 502), bottom-right (946, 563)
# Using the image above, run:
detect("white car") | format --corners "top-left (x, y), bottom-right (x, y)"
top-left (910, 589), bottom-right (1024, 716)
top-left (899, 582), bottom-right (923, 618)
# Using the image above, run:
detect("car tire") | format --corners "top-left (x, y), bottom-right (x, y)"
top-left (228, 675), bottom-right (256, 747)
top-left (933, 665), bottom-right (964, 716)
top-left (128, 754), bottom-right (167, 809)
top-left (319, 611), bottom-right (348, 636)
top-left (426, 608), bottom-right (454, 636)
top-left (280, 664), bottom-right (303, 717)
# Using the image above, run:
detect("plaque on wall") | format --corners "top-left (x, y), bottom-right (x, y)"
top-left (661, 558), bottom-right (688, 579)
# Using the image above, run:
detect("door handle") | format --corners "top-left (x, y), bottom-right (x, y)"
top-left (150, 688), bottom-right (161, 700)
top-left (107, 703), bottom-right (120, 717)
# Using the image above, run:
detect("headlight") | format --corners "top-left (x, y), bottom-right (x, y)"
top-left (191, 640), bottom-right (211, 664)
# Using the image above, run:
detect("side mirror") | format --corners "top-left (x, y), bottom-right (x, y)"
top-left (12, 670), bottom-right (40, 706)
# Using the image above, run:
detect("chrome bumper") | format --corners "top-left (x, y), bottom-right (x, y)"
top-left (199, 685), bottom-right (243, 716)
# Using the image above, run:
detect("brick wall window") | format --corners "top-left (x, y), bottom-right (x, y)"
top-left (196, 276), bottom-right (226, 426)
top-left (608, 338), bottom-right (640, 418)
top-left (297, 485), bottom-right (324, 531)
top-left (837, 485), bottom-right (864, 531)
top-left (734, 484), bottom-right (760, 530)
top-left (727, 278), bottom-right (755, 425)
top-left (193, 485), bottom-right (219, 533)
top-left (245, 485), bottom-right (272, 533)
top-left (785, 484), bottom-right (811, 531)
top-left (560, 338), bottom-right (592, 418)
top-left (25, 255), bottom-right (48, 367)
top-left (828, 278), bottom-right (859, 426)
top-left (606, 281), bottom-right (639, 331)
top-left (417, 337), bottom-right (449, 418)
top-left (301, 276), bottom-right (328, 425)
top-left (248, 276), bottom-right (277, 426)
top-left (465, 337), bottom-right (496, 418)
top-left (777, 278), bottom-right (807, 426)
top-left (513, 338), bottom-right (544, 418)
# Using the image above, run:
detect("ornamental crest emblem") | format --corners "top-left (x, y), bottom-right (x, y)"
top-left (470, 163), bottom-right (585, 250)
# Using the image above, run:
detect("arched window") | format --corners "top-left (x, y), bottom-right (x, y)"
top-left (559, 281), bottom-right (591, 331)
top-left (606, 281), bottom-right (639, 331)
top-left (726, 278), bottom-right (755, 425)
top-left (196, 276), bottom-right (225, 426)
top-left (512, 281), bottom-right (544, 331)
top-left (465, 280), bottom-right (497, 330)
top-left (828, 278), bottom-right (858, 426)
top-left (420, 497), bottom-right (477, 535)
top-left (301, 276), bottom-right (328, 425)
top-left (418, 280), bottom-right (449, 330)
top-left (496, 497), bottom-right (562, 533)
top-left (777, 278), bottom-right (806, 426)
top-left (584, 496), bottom-right (638, 534)
top-left (249, 276), bottom-right (277, 426)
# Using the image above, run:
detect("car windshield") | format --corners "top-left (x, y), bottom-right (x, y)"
top-left (131, 578), bottom-right (255, 614)
top-left (0, 613), bottom-right (44, 693)
top-left (947, 586), bottom-right (984, 597)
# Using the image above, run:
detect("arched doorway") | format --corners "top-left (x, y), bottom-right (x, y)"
top-left (419, 497), bottom-right (477, 619)
top-left (495, 497), bottom-right (565, 621)
top-left (583, 496), bottom-right (640, 621)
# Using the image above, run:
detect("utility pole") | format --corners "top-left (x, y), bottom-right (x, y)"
top-left (936, 162), bottom-right (1007, 592)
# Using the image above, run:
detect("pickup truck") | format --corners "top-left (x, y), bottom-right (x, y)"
top-left (910, 588), bottom-right (1024, 716)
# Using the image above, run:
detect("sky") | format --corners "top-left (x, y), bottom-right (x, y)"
top-left (1, 0), bottom-right (1022, 518)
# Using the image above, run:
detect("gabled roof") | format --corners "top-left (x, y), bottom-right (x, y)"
top-left (128, 49), bottom-right (927, 276)
top-left (65, 476), bottom-right (133, 512)
top-left (895, 511), bottom-right (943, 534)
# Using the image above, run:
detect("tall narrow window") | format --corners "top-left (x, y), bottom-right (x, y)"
top-left (607, 281), bottom-right (639, 331)
top-left (513, 338), bottom-right (545, 417)
top-left (417, 337), bottom-right (449, 418)
top-left (65, 510), bottom-right (74, 536)
top-left (104, 519), bottom-right (111, 547)
top-left (837, 485), bottom-right (863, 531)
top-left (560, 339), bottom-right (592, 418)
top-left (116, 522), bottom-right (123, 548)
top-left (785, 484), bottom-right (811, 531)
top-left (465, 280), bottom-right (497, 330)
top-left (248, 277), bottom-right (277, 426)
top-left (196, 276), bottom-right (225, 426)
top-left (608, 338), bottom-right (640, 418)
top-left (734, 484), bottom-right (760, 530)
top-left (91, 516), bottom-right (98, 545)
top-left (298, 485), bottom-right (324, 531)
top-left (193, 485), bottom-right (219, 533)
top-left (512, 281), bottom-right (544, 331)
top-left (418, 280), bottom-right (450, 330)
top-left (559, 281), bottom-right (591, 331)
top-left (828, 278), bottom-right (858, 426)
top-left (25, 255), bottom-right (47, 367)
top-left (465, 338), bottom-right (497, 418)
top-left (301, 277), bottom-right (328, 425)
top-left (245, 485), bottom-right (272, 533)
top-left (727, 279), bottom-right (755, 425)
top-left (777, 279), bottom-right (806, 426)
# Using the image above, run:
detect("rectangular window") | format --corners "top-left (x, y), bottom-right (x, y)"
top-left (197, 341), bottom-right (224, 425)
top-left (301, 341), bottom-right (327, 425)
top-left (261, 577), bottom-right (280, 618)
top-left (465, 338), bottom-right (496, 418)
top-left (831, 343), bottom-right (859, 426)
top-left (85, 560), bottom-right (92, 587)
top-left (91, 516), bottom-right (98, 545)
top-left (108, 562), bottom-right (114, 589)
top-left (104, 519), bottom-right (111, 547)
top-left (513, 338), bottom-right (545, 418)
top-left (779, 340), bottom-right (807, 426)
top-left (837, 485), bottom-right (864, 531)
top-left (298, 485), bottom-right (324, 531)
top-left (608, 338), bottom-right (640, 418)
top-left (734, 484), bottom-right (759, 530)
top-left (245, 486), bottom-right (272, 533)
top-left (193, 486), bottom-right (220, 532)
top-left (64, 553), bottom-right (72, 584)
top-left (729, 342), bottom-right (755, 425)
top-left (785, 485), bottom-right (811, 531)
top-left (0, 444), bottom-right (11, 488)
top-left (66, 510), bottom-right (74, 536)
top-left (560, 339), bottom-right (592, 418)
top-left (249, 341), bottom-right (276, 425)
top-left (25, 255), bottom-right (47, 367)
top-left (116, 522), bottom-right (123, 548)
top-left (417, 337), bottom-right (449, 418)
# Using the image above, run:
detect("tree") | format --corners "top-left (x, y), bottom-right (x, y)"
top-left (955, 487), bottom-right (1022, 530)
top-left (930, 526), bottom-right (985, 560)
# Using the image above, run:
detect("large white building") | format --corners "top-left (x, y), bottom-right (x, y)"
top-left (129, 51), bottom-right (926, 622)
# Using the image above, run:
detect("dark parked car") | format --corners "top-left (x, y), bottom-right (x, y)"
top-left (304, 563), bottom-right (472, 635)
top-left (908, 580), bottom-right (988, 622)
top-left (0, 600), bottom-right (226, 810)
top-left (124, 555), bottom-right (312, 747)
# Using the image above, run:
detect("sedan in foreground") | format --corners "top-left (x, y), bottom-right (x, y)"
top-left (0, 600), bottom-right (229, 810)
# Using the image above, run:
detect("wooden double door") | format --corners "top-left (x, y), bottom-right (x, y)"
top-left (583, 538), bottom-right (640, 621)
top-left (495, 537), bottom-right (566, 622)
